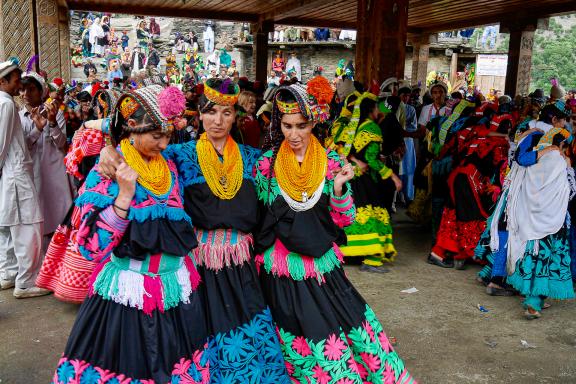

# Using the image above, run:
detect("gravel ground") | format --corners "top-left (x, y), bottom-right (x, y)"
top-left (1, 211), bottom-right (575, 383)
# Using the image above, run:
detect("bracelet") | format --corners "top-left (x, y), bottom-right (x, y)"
top-left (113, 204), bottom-right (129, 212)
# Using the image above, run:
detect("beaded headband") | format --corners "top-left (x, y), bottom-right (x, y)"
top-left (119, 96), bottom-right (140, 119)
top-left (204, 81), bottom-right (240, 106)
top-left (276, 99), bottom-right (301, 114)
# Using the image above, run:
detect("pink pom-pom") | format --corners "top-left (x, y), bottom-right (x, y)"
top-left (158, 86), bottom-right (186, 118)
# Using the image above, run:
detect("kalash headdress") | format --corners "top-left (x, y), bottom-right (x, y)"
top-left (266, 80), bottom-right (333, 151)
top-left (272, 80), bottom-right (332, 125)
top-left (113, 85), bottom-right (186, 142)
top-left (92, 88), bottom-right (120, 118)
top-left (202, 78), bottom-right (240, 109)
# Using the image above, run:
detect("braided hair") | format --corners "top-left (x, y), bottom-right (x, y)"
top-left (264, 85), bottom-right (324, 204)
top-left (112, 100), bottom-right (156, 142)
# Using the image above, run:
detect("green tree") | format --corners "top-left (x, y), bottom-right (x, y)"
top-left (530, 16), bottom-right (576, 91)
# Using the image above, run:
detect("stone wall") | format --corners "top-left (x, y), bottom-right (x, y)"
top-left (234, 43), bottom-right (452, 84)
top-left (65, 13), bottom-right (455, 83)
top-left (235, 44), bottom-right (355, 82)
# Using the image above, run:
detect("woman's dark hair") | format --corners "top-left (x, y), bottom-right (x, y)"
top-left (77, 91), bottom-right (92, 102)
top-left (386, 96), bottom-right (401, 113)
top-left (497, 119), bottom-right (513, 134)
top-left (112, 101), bottom-right (156, 143)
top-left (358, 97), bottom-right (377, 125)
top-left (265, 89), bottom-right (321, 204)
top-left (450, 91), bottom-right (463, 100)
top-left (266, 90), bottom-right (297, 153)
top-left (539, 103), bottom-right (568, 124)
top-left (552, 132), bottom-right (567, 147)
top-left (344, 93), bottom-right (359, 113)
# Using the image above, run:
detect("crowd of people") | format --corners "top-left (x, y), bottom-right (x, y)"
top-left (0, 51), bottom-right (423, 382)
top-left (1, 12), bottom-right (576, 382)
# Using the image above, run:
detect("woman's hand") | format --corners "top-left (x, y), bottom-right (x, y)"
top-left (99, 145), bottom-right (125, 179)
top-left (391, 173), bottom-right (403, 192)
top-left (114, 162), bottom-right (138, 217)
top-left (334, 163), bottom-right (354, 197)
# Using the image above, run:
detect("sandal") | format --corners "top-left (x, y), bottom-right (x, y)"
top-left (524, 307), bottom-right (541, 320)
top-left (427, 253), bottom-right (454, 268)
top-left (486, 285), bottom-right (516, 297)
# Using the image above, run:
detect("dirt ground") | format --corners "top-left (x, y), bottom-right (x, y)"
top-left (1, 211), bottom-right (575, 384)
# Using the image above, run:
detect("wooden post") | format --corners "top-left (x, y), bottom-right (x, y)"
top-left (58, 7), bottom-right (71, 81)
top-left (0, 0), bottom-right (38, 64)
top-left (503, 21), bottom-right (536, 97)
top-left (450, 51), bottom-right (458, 86)
top-left (504, 28), bottom-right (521, 97)
top-left (253, 20), bottom-right (273, 86)
top-left (410, 35), bottom-right (430, 88)
top-left (355, 0), bottom-right (408, 86)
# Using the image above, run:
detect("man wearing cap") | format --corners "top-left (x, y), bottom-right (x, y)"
top-left (286, 52), bottom-right (301, 81)
top-left (20, 70), bottom-right (74, 255)
top-left (417, 81), bottom-right (447, 138)
top-left (0, 59), bottom-right (46, 298)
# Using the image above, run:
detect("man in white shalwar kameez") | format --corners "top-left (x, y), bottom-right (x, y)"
top-left (286, 52), bottom-right (302, 81)
top-left (0, 60), bottom-right (47, 298)
top-left (20, 71), bottom-right (75, 251)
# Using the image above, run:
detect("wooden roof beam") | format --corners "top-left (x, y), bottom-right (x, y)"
top-left (262, 0), bottom-right (337, 22)
top-left (414, 1), bottom-right (576, 34)
top-left (67, 2), bottom-right (258, 23)
top-left (275, 17), bottom-right (356, 29)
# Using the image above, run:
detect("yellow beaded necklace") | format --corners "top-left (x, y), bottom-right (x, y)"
top-left (274, 136), bottom-right (327, 202)
top-left (120, 138), bottom-right (172, 196)
top-left (196, 133), bottom-right (244, 200)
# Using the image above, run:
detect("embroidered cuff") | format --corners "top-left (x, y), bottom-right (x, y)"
top-left (380, 166), bottom-right (393, 179)
top-left (330, 185), bottom-right (353, 210)
top-left (100, 205), bottom-right (130, 232)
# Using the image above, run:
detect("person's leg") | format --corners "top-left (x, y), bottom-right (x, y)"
top-left (11, 223), bottom-right (43, 289)
top-left (0, 226), bottom-right (17, 287)
top-left (523, 295), bottom-right (544, 313)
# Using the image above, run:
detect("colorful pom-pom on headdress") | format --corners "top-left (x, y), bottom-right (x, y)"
top-left (306, 76), bottom-right (334, 106)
